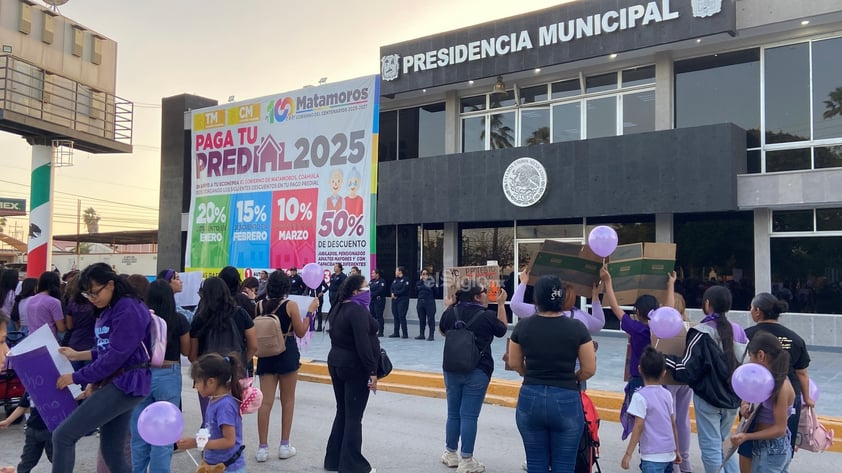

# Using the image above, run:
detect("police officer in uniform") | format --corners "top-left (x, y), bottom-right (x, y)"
top-left (288, 267), bottom-right (306, 295)
top-left (389, 266), bottom-right (410, 338)
top-left (415, 269), bottom-right (437, 340)
top-left (328, 263), bottom-right (347, 307)
top-left (369, 269), bottom-right (388, 337)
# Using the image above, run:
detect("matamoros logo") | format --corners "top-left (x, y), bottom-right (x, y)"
top-left (266, 96), bottom-right (295, 124)
top-left (266, 87), bottom-right (370, 123)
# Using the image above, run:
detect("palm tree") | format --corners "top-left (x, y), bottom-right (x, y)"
top-left (83, 207), bottom-right (100, 234)
top-left (526, 127), bottom-right (550, 146)
top-left (823, 86), bottom-right (842, 119)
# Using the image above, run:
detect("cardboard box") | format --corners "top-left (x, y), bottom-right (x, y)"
top-left (651, 321), bottom-right (693, 385)
top-left (527, 240), bottom-right (603, 298)
top-left (606, 242), bottom-right (676, 306)
top-left (443, 265), bottom-right (501, 302)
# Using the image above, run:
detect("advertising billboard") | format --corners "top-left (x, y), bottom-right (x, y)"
top-left (186, 75), bottom-right (380, 277)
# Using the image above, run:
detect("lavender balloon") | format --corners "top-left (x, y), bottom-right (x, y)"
top-left (649, 307), bottom-right (684, 339)
top-left (301, 263), bottom-right (324, 290)
top-left (137, 401), bottom-right (184, 446)
top-left (731, 363), bottom-right (774, 404)
top-left (588, 226), bottom-right (619, 258)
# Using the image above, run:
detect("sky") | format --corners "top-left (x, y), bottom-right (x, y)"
top-left (0, 0), bottom-right (569, 240)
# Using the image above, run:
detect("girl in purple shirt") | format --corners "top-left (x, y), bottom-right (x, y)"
top-left (55, 263), bottom-right (151, 473)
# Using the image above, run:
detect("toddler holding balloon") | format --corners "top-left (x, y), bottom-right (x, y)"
top-left (729, 332), bottom-right (795, 473)
top-left (177, 353), bottom-right (247, 473)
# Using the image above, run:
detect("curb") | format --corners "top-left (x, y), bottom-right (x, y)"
top-left (299, 361), bottom-right (842, 453)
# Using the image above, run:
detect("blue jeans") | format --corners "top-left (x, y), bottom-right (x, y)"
top-left (516, 384), bottom-right (582, 473)
top-left (52, 383), bottom-right (144, 473)
top-left (641, 460), bottom-right (674, 472)
top-left (131, 364), bottom-right (182, 473)
top-left (693, 394), bottom-right (738, 473)
top-left (750, 434), bottom-right (791, 473)
top-left (444, 368), bottom-right (490, 456)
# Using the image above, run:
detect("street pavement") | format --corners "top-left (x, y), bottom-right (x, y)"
top-left (0, 324), bottom-right (839, 472)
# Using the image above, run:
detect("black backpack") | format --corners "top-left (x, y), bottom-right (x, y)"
top-left (442, 306), bottom-right (482, 373)
top-left (203, 310), bottom-right (246, 363)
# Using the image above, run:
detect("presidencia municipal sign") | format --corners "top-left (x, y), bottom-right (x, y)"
top-left (0, 197), bottom-right (26, 217)
top-left (186, 75), bottom-right (380, 277)
top-left (380, 0), bottom-right (736, 95)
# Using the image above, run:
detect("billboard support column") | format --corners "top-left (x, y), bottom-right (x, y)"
top-left (26, 137), bottom-right (54, 278)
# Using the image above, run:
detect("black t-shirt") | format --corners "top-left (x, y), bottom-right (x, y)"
top-left (439, 304), bottom-right (508, 378)
top-left (745, 322), bottom-right (810, 397)
top-left (511, 315), bottom-right (592, 391)
top-left (190, 307), bottom-right (255, 355)
top-left (163, 312), bottom-right (191, 362)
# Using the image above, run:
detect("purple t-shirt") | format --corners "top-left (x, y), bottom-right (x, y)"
top-left (621, 314), bottom-right (651, 378)
top-left (203, 394), bottom-right (244, 469)
top-left (66, 300), bottom-right (96, 351)
top-left (510, 283), bottom-right (605, 334)
top-left (627, 385), bottom-right (676, 457)
top-left (26, 293), bottom-right (64, 336)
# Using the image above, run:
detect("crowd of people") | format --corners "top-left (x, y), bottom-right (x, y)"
top-left (0, 259), bottom-right (819, 473)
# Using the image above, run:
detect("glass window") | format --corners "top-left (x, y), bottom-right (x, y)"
top-left (815, 145), bottom-right (842, 169)
top-left (515, 222), bottom-right (583, 239)
top-left (816, 208), bottom-right (842, 231)
top-left (519, 85), bottom-right (549, 104)
top-left (552, 102), bottom-right (581, 143)
top-left (421, 227), bottom-right (444, 277)
top-left (811, 37), bottom-right (842, 140)
top-left (461, 95), bottom-right (485, 113)
top-left (520, 108), bottom-right (550, 146)
top-left (490, 90), bottom-right (517, 109)
top-left (766, 148), bottom-right (810, 173)
top-left (417, 102), bottom-right (446, 158)
top-left (622, 91), bottom-right (655, 135)
top-left (674, 49), bottom-right (760, 133)
top-left (460, 225), bottom-right (514, 268)
top-left (765, 43), bottom-right (810, 143)
top-left (377, 111), bottom-right (397, 162)
top-left (489, 112), bottom-right (516, 149)
top-left (552, 78), bottom-right (581, 99)
top-left (747, 150), bottom-right (761, 174)
top-left (770, 236), bottom-right (842, 313)
top-left (622, 65), bottom-right (655, 87)
top-left (773, 210), bottom-right (813, 232)
top-left (462, 116), bottom-right (485, 152)
top-left (586, 72), bottom-right (617, 93)
top-left (586, 96), bottom-right (616, 139)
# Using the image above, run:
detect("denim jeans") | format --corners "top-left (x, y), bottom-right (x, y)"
top-left (640, 460), bottom-right (674, 473)
top-left (51, 383), bottom-right (144, 473)
top-left (516, 384), bottom-right (582, 473)
top-left (130, 364), bottom-right (182, 473)
top-left (750, 434), bottom-right (791, 473)
top-left (666, 384), bottom-right (693, 473)
top-left (693, 394), bottom-right (738, 473)
top-left (444, 368), bottom-right (491, 456)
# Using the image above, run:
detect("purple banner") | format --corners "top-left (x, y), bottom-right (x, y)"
top-left (9, 346), bottom-right (78, 431)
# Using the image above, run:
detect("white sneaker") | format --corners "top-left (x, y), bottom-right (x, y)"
top-left (441, 450), bottom-right (459, 467)
top-left (255, 447), bottom-right (268, 462)
top-left (457, 456), bottom-right (485, 473)
top-left (278, 444), bottom-right (296, 459)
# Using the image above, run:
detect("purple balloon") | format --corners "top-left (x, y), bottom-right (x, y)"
top-left (301, 263), bottom-right (324, 290)
top-left (649, 307), bottom-right (684, 339)
top-left (731, 363), bottom-right (775, 404)
top-left (588, 226), bottom-right (619, 258)
top-left (137, 401), bottom-right (184, 446)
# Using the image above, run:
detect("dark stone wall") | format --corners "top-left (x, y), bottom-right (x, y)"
top-left (376, 123), bottom-right (746, 225)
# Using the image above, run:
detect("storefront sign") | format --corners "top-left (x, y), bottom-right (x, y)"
top-left (380, 0), bottom-right (736, 95)
top-left (0, 197), bottom-right (26, 216)
top-left (186, 75), bottom-right (380, 277)
top-left (502, 157), bottom-right (547, 207)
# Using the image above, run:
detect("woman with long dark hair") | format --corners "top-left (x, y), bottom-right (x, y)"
top-left (10, 277), bottom-right (37, 334)
top-left (190, 277), bottom-right (257, 422)
top-left (55, 263), bottom-right (152, 473)
top-left (324, 274), bottom-right (379, 473)
top-left (665, 286), bottom-right (747, 473)
top-left (26, 271), bottom-right (66, 337)
top-left (508, 275), bottom-right (596, 473)
top-left (130, 280), bottom-right (191, 473)
top-left (0, 268), bottom-right (19, 319)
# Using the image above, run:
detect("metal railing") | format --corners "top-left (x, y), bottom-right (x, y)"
top-left (0, 54), bottom-right (132, 145)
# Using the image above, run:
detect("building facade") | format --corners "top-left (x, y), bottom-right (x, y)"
top-left (374, 0), bottom-right (842, 315)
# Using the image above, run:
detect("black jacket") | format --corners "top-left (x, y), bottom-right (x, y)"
top-left (416, 277), bottom-right (436, 301)
top-left (665, 325), bottom-right (741, 409)
top-left (369, 277), bottom-right (388, 301)
top-left (391, 276), bottom-right (409, 299)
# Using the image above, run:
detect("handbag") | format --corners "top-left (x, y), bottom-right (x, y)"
top-left (376, 348), bottom-right (393, 379)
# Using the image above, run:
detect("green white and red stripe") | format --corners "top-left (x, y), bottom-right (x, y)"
top-left (27, 145), bottom-right (53, 278)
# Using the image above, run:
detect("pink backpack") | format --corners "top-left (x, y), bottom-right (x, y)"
top-left (797, 405), bottom-right (834, 452)
top-left (147, 310), bottom-right (168, 368)
top-left (239, 377), bottom-right (262, 415)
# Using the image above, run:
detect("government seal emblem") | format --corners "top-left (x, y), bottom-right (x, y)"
top-left (381, 54), bottom-right (400, 81)
top-left (502, 157), bottom-right (547, 207)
